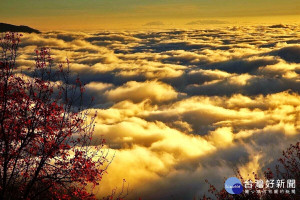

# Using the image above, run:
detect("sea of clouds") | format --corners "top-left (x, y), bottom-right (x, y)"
top-left (16, 24), bottom-right (299, 199)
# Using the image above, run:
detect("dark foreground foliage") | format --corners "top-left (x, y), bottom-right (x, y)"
top-left (0, 33), bottom-right (110, 200)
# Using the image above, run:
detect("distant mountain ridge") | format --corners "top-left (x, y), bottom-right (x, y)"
top-left (0, 23), bottom-right (40, 33)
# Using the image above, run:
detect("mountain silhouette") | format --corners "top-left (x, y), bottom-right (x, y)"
top-left (0, 23), bottom-right (40, 33)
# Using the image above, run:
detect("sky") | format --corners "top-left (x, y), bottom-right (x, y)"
top-left (1, 0), bottom-right (300, 30)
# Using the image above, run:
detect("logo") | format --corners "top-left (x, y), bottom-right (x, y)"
top-left (225, 177), bottom-right (243, 194)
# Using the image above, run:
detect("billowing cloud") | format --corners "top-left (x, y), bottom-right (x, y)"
top-left (16, 26), bottom-right (300, 199)
top-left (272, 45), bottom-right (300, 63)
top-left (104, 80), bottom-right (178, 103)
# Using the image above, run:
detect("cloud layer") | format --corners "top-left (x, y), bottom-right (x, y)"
top-left (17, 25), bottom-right (300, 199)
